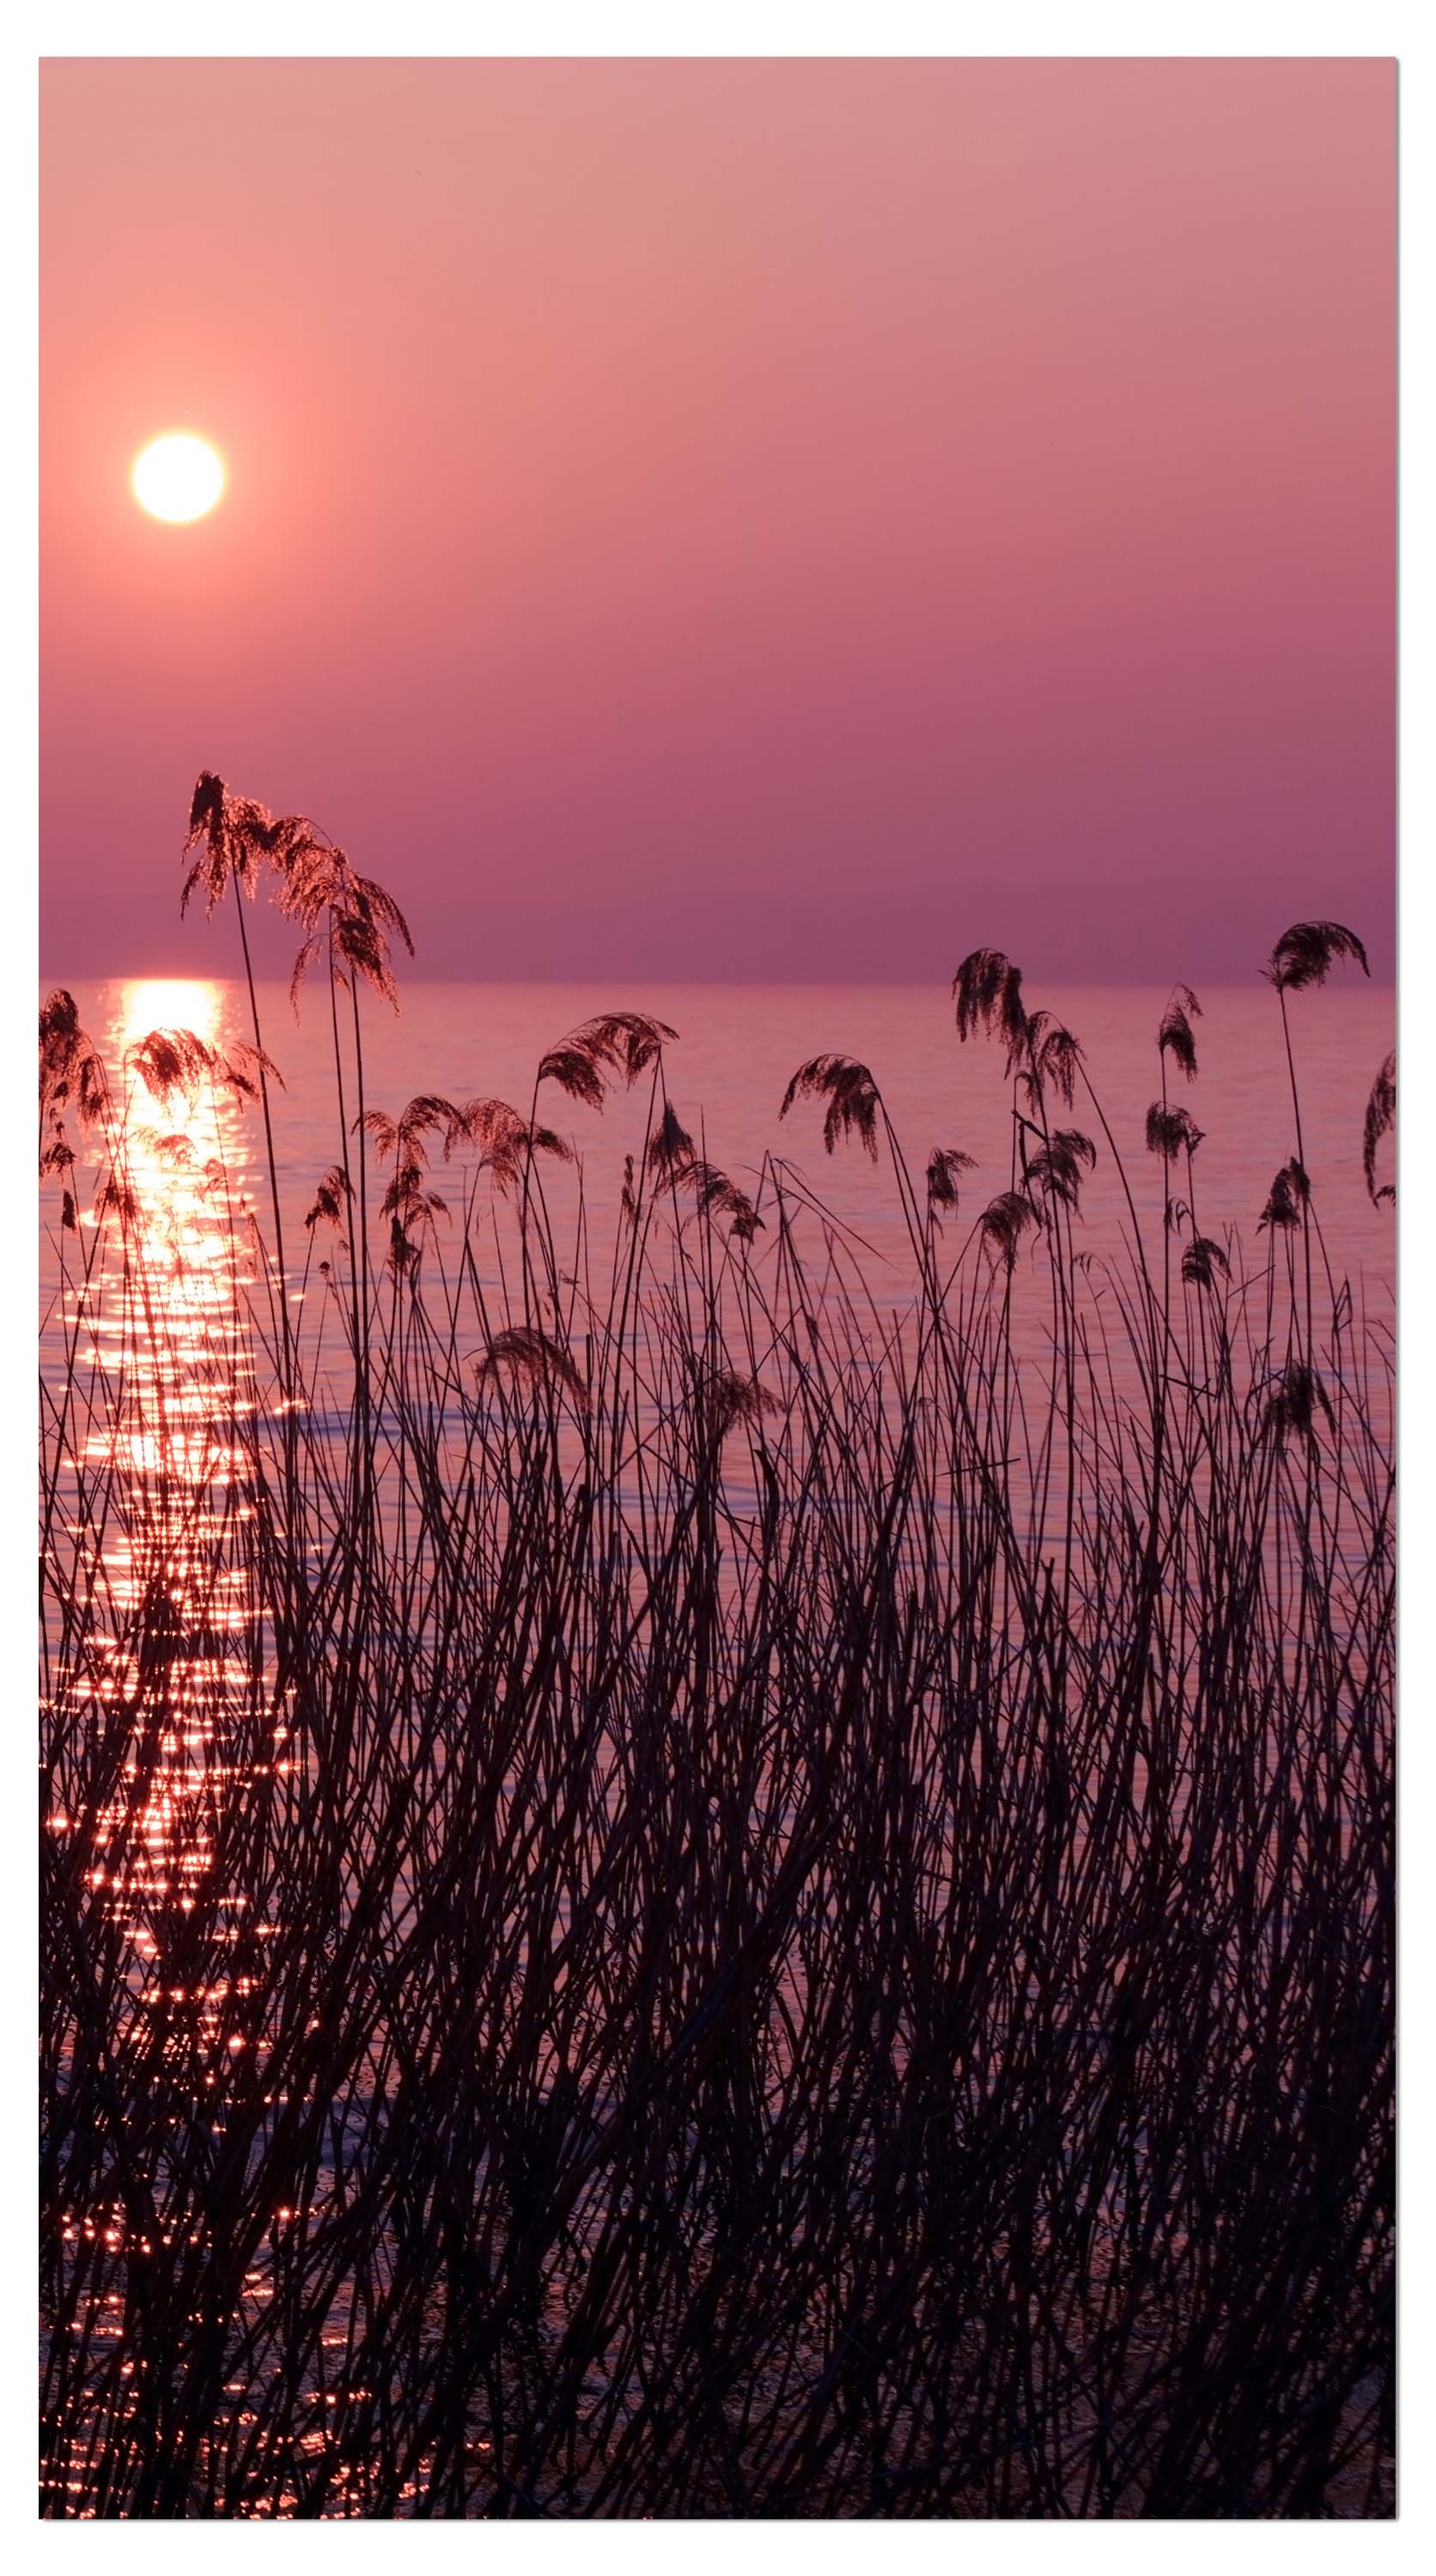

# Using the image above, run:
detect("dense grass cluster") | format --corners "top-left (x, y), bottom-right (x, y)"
top-left (40, 780), bottom-right (1394, 2516)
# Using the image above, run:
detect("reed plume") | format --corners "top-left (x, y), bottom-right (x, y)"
top-left (1266, 919), bottom-right (1371, 991)
top-left (925, 1145), bottom-right (977, 1215)
top-left (1145, 1103), bottom-right (1204, 1163)
top-left (1023, 1126), bottom-right (1097, 1209)
top-left (668, 1156), bottom-right (764, 1241)
top-left (1263, 1358), bottom-right (1335, 1446)
top-left (304, 1166), bottom-right (353, 1233)
top-left (455, 1098), bottom-right (575, 1193)
top-left (538, 1011), bottom-right (678, 1109)
top-left (39, 988), bottom-right (109, 1141)
top-left (472, 1323), bottom-right (589, 1411)
top-left (691, 1365), bottom-right (778, 1440)
top-left (1019, 1011), bottom-right (1084, 1109)
top-left (1259, 1157), bottom-right (1310, 1232)
top-left (1180, 1235), bottom-right (1230, 1291)
top-left (1158, 984), bottom-right (1202, 1080)
top-left (778, 1054), bottom-right (882, 1159)
top-left (952, 947), bottom-right (1027, 1063)
top-left (978, 1186), bottom-right (1042, 1268)
top-left (1363, 1051), bottom-right (1396, 1203)
top-left (646, 1100), bottom-right (696, 1178)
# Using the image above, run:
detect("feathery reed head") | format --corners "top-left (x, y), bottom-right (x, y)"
top-left (538, 1012), bottom-right (678, 1109)
top-left (358, 1097), bottom-right (463, 1169)
top-left (1362, 1051), bottom-right (1396, 1204)
top-left (1266, 920), bottom-right (1370, 992)
top-left (94, 1174), bottom-right (142, 1236)
top-left (646, 1101), bottom-right (697, 1178)
top-left (182, 772), bottom-right (307, 914)
top-left (1023, 1127), bottom-right (1097, 1209)
top-left (574, 1011), bottom-right (678, 1084)
top-left (40, 990), bottom-right (109, 1139)
top-left (364, 1095), bottom-right (573, 1198)
top-left (925, 1147), bottom-right (977, 1216)
top-left (223, 1040), bottom-right (284, 1101)
top-left (1145, 1103), bottom-right (1204, 1163)
top-left (471, 1325), bottom-right (589, 1412)
top-left (1263, 1360), bottom-right (1334, 1446)
top-left (303, 1167), bottom-right (353, 1233)
top-left (323, 879), bottom-right (413, 1011)
top-left (1258, 1158), bottom-right (1310, 1232)
top-left (184, 775), bottom-right (413, 1005)
top-left (1158, 986), bottom-right (1202, 1080)
top-left (667, 1156), bottom-right (764, 1240)
top-left (978, 1188), bottom-right (1041, 1270)
top-left (39, 987), bottom-right (81, 1065)
top-left (279, 849), bottom-right (411, 948)
top-left (1181, 1235), bottom-right (1231, 1292)
top-left (1020, 1015), bottom-right (1083, 1109)
top-left (536, 1046), bottom-right (606, 1110)
top-left (952, 949), bottom-right (1026, 1064)
top-left (692, 1367), bottom-right (779, 1442)
top-left (125, 1028), bottom-right (273, 1116)
top-left (778, 1055), bottom-right (881, 1160)
top-left (456, 1098), bottom-right (575, 1193)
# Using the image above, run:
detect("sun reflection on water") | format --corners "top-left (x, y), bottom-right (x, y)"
top-left (44, 978), bottom-right (303, 2494)
top-left (62, 977), bottom-right (271, 1944)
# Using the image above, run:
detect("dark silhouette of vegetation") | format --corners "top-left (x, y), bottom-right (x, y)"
top-left (40, 781), bottom-right (1393, 2518)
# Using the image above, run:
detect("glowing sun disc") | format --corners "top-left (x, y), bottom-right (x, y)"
top-left (133, 434), bottom-right (225, 523)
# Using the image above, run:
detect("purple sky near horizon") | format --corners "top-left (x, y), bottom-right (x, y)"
top-left (41, 57), bottom-right (1394, 987)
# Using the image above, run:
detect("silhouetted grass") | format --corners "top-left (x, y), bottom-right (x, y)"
top-left (39, 780), bottom-right (1393, 2517)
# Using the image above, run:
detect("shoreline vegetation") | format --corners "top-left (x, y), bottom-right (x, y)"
top-left (40, 777), bottom-right (1394, 2517)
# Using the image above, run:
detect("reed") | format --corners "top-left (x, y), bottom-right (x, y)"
top-left (39, 779), bottom-right (1394, 2518)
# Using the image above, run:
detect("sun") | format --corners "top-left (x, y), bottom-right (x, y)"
top-left (132, 434), bottom-right (226, 523)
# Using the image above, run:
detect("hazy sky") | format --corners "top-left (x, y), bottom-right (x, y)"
top-left (41, 57), bottom-right (1394, 984)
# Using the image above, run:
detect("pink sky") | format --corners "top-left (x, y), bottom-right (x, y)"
top-left (40, 58), bottom-right (1394, 984)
